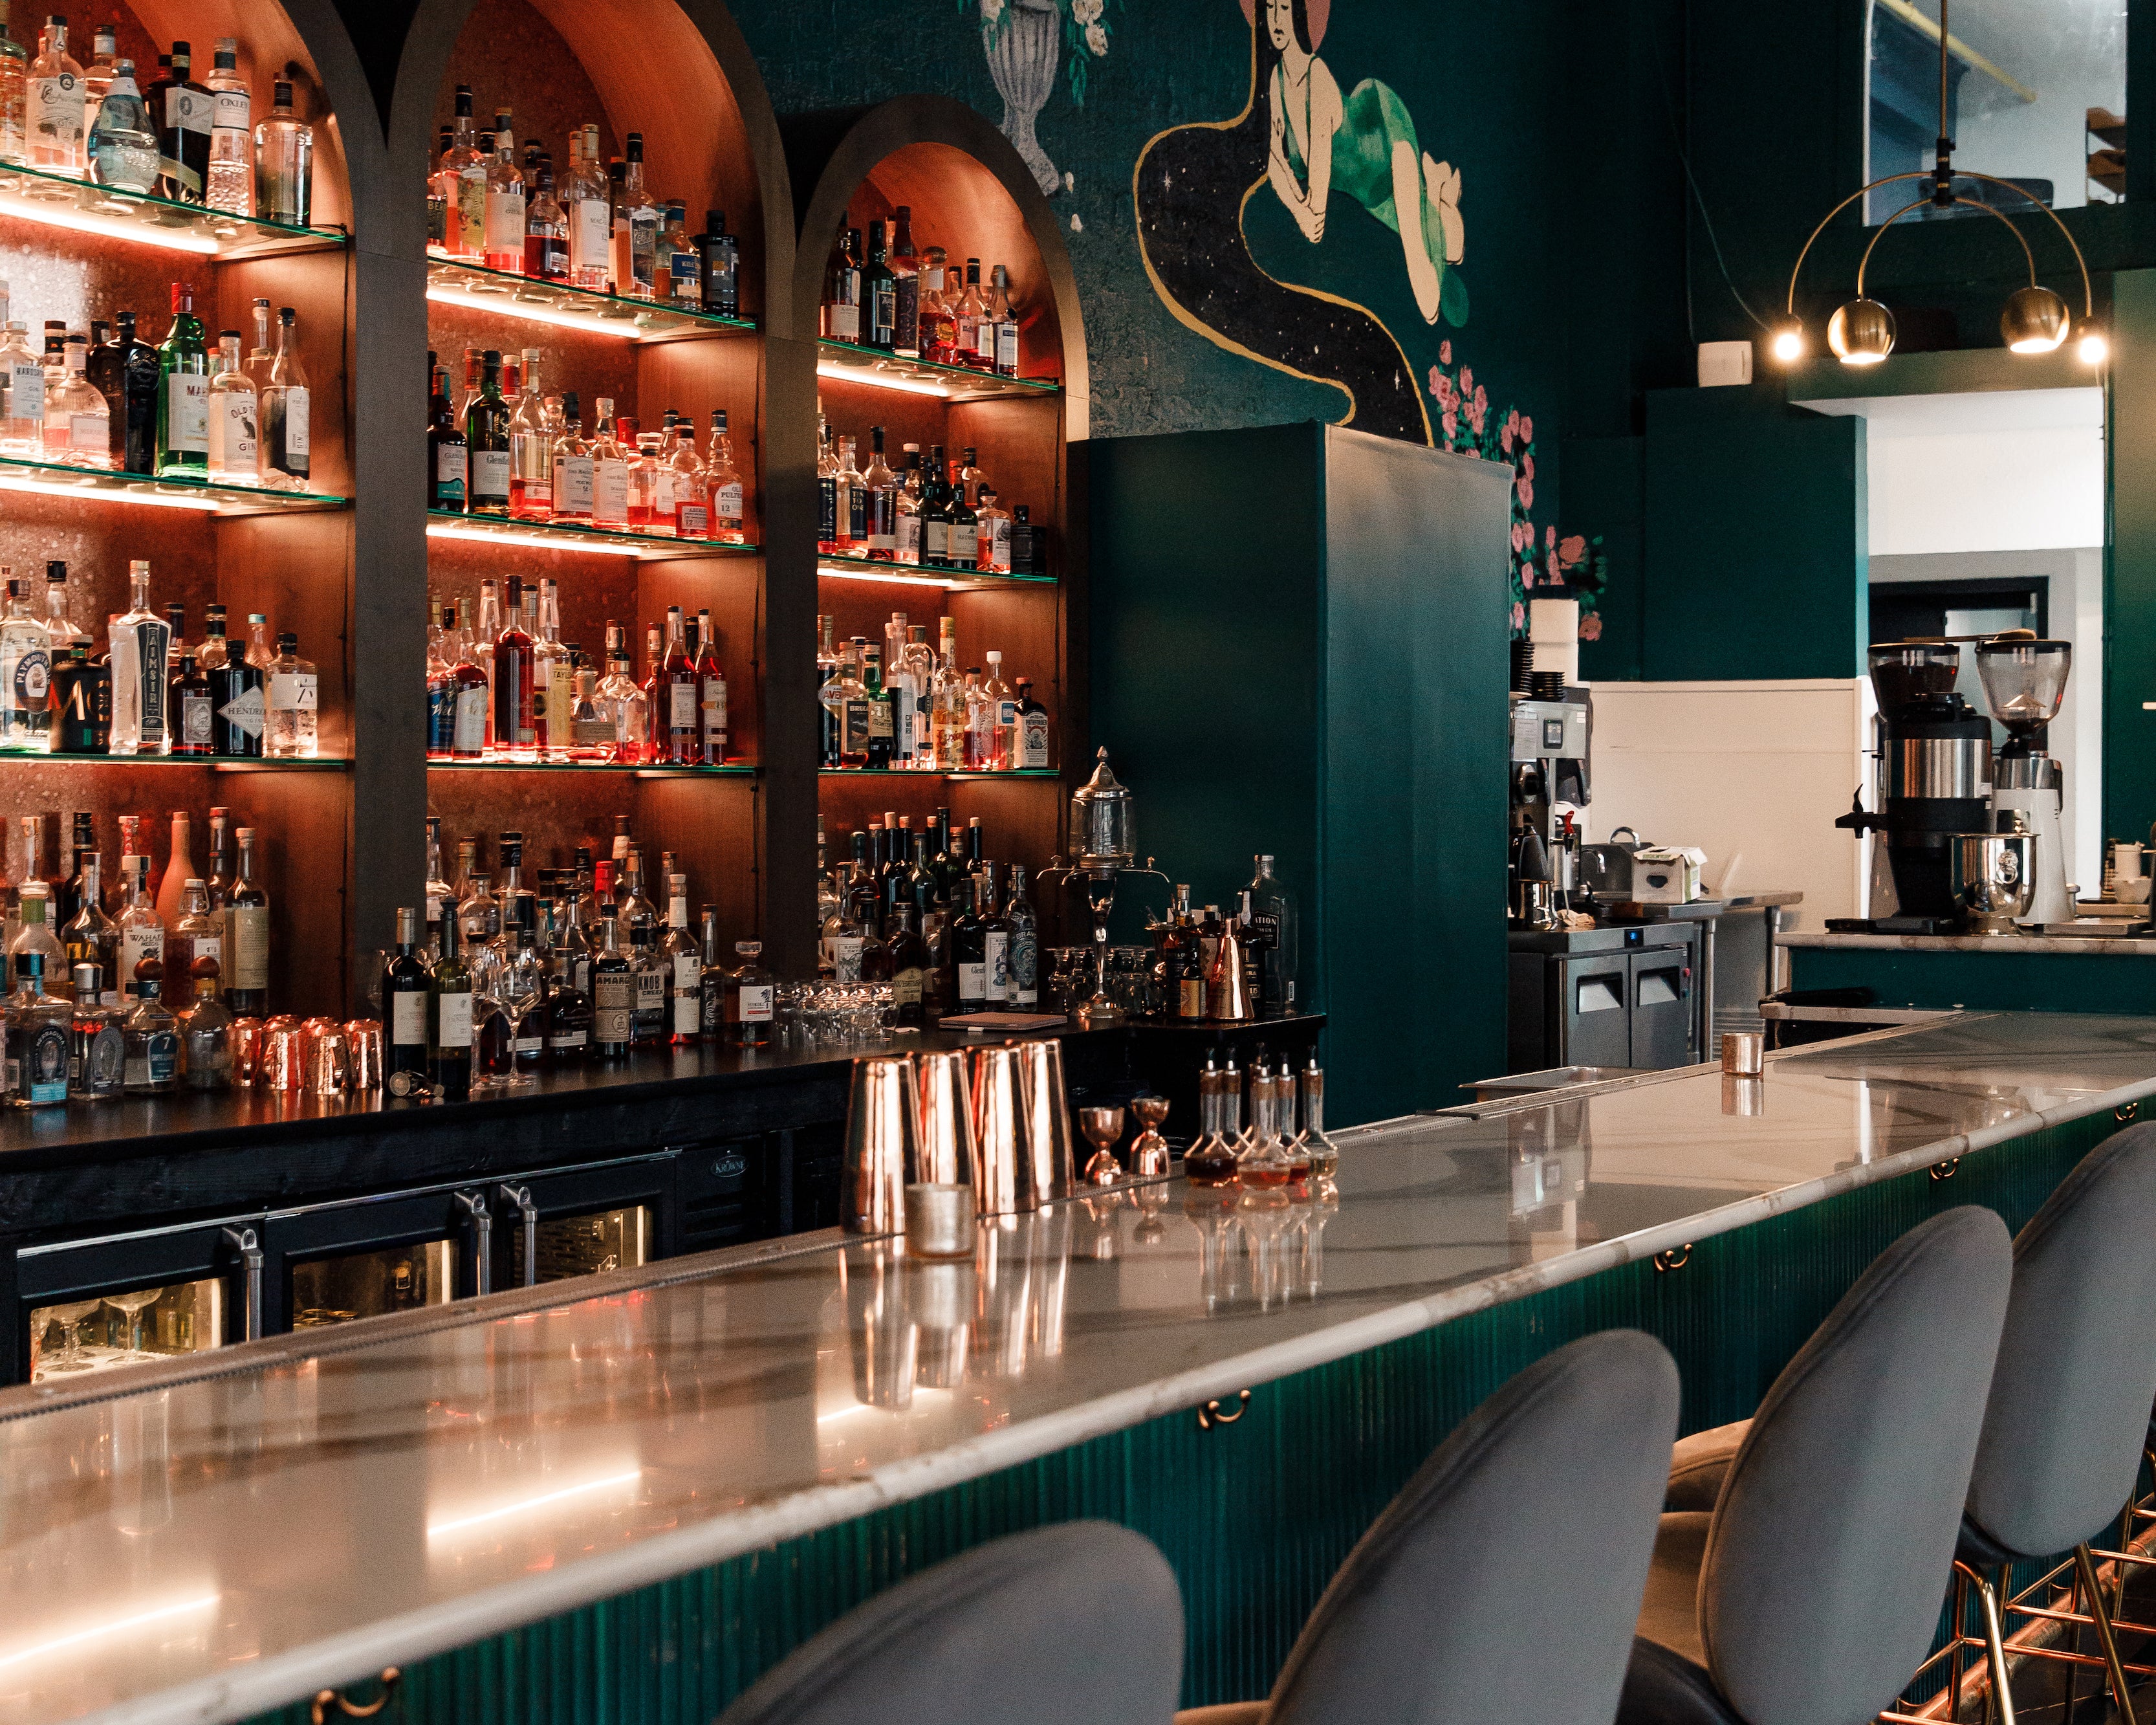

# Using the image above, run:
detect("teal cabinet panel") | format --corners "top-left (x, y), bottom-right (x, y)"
top-left (1789, 946), bottom-right (2156, 1015)
top-left (240, 1115), bottom-right (2113, 1725)
top-left (1085, 423), bottom-right (1512, 1123)
top-left (1565, 434), bottom-right (1647, 683)
top-left (2107, 270), bottom-right (2156, 843)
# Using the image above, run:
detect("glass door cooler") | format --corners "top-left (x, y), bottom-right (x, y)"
top-left (15, 1215), bottom-right (265, 1383)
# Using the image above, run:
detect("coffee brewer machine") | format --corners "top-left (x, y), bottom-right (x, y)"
top-left (1509, 670), bottom-right (1590, 928)
top-left (1838, 642), bottom-right (1992, 930)
top-left (1975, 634), bottom-right (2072, 925)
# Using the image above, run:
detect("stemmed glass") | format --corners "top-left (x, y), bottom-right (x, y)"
top-left (1079, 1105), bottom-right (1126, 1186)
top-left (38, 1299), bottom-right (103, 1374)
top-left (104, 1289), bottom-right (163, 1361)
top-left (498, 941), bottom-right (545, 1090)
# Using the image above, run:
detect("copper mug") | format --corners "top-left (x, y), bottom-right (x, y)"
top-left (232, 1017), bottom-right (265, 1086)
top-left (261, 1016), bottom-right (306, 1092)
top-left (300, 1018), bottom-right (350, 1095)
top-left (842, 1055), bottom-right (923, 1237)
top-left (344, 1020), bottom-right (384, 1091)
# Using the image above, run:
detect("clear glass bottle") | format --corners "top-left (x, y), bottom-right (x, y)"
top-left (660, 199), bottom-right (697, 305)
top-left (203, 37), bottom-right (248, 215)
top-left (815, 412), bottom-right (838, 553)
top-left (0, 576), bottom-right (49, 752)
top-left (507, 348), bottom-right (550, 520)
top-left (668, 419), bottom-right (707, 539)
top-left (178, 948), bottom-right (232, 1088)
top-left (0, 2), bottom-right (27, 165)
top-left (621, 131), bottom-right (659, 298)
top-left (265, 630), bottom-right (316, 757)
top-left (594, 632), bottom-right (646, 763)
top-left (589, 395), bottom-right (628, 529)
top-left (68, 959), bottom-right (122, 1098)
top-left (28, 14), bottom-right (84, 175)
top-left (626, 424), bottom-right (670, 534)
top-left (80, 21), bottom-right (112, 132)
top-left (114, 853), bottom-right (162, 996)
top-left (221, 826), bottom-right (267, 1015)
top-left (38, 561), bottom-right (74, 659)
top-left (252, 78), bottom-right (309, 225)
top-left (205, 329), bottom-right (257, 483)
top-left (660, 874), bottom-right (700, 1045)
top-left (697, 406), bottom-right (742, 544)
top-left (168, 872), bottom-right (219, 982)
top-left (833, 434), bottom-right (864, 555)
top-left (62, 853), bottom-right (118, 1003)
top-left (243, 295), bottom-right (273, 397)
top-left (549, 388), bottom-right (591, 523)
top-left (534, 576), bottom-right (571, 761)
top-left (523, 153), bottom-right (567, 280)
top-left (259, 304), bottom-right (307, 488)
top-left (481, 113), bottom-right (525, 273)
top-left (979, 650), bottom-right (1016, 771)
top-left (0, 320), bottom-right (38, 452)
top-left (8, 887), bottom-right (69, 1108)
top-left (85, 53), bottom-right (153, 190)
top-left (107, 559), bottom-right (169, 755)
top-left (565, 122), bottom-right (609, 290)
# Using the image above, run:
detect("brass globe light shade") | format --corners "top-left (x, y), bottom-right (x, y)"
top-left (1827, 298), bottom-right (1896, 366)
top-left (2001, 284), bottom-right (2069, 354)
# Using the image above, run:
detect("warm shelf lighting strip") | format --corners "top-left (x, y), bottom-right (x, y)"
top-left (426, 520), bottom-right (649, 558)
top-left (0, 187), bottom-right (221, 252)
top-left (426, 281), bottom-right (648, 339)
top-left (814, 362), bottom-right (952, 399)
top-left (0, 470), bottom-right (224, 510)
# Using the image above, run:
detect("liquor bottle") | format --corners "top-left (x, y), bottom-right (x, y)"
top-left (1244, 853), bottom-right (1298, 1015)
top-left (456, 124), bottom-right (494, 260)
top-left (1007, 864), bottom-right (1040, 1006)
top-left (0, 321), bottom-right (36, 453)
top-left (565, 122), bottom-right (609, 289)
top-left (168, 869), bottom-right (217, 978)
top-left (952, 874), bottom-right (987, 1011)
top-left (714, 938), bottom-right (768, 1045)
top-left (701, 408), bottom-right (744, 544)
top-left (463, 347), bottom-right (510, 514)
top-left (433, 91), bottom-right (476, 248)
top-left (429, 897), bottom-right (474, 1098)
top-left (252, 78), bottom-right (310, 225)
top-left (153, 820), bottom-right (199, 935)
top-left (486, 576), bottom-right (534, 761)
top-left (823, 222), bottom-right (861, 342)
top-left (204, 611), bottom-right (259, 757)
top-left (28, 15), bottom-right (85, 175)
top-left (534, 577), bottom-right (571, 761)
top-left (523, 152), bottom-right (567, 280)
top-left (0, 577), bottom-right (47, 753)
top-left (8, 892), bottom-right (70, 1108)
top-left (920, 441), bottom-right (951, 566)
top-left (930, 617), bottom-right (965, 770)
top-left (265, 631), bottom-right (316, 757)
top-left (114, 852), bottom-right (162, 987)
top-left (108, 309), bottom-right (155, 472)
top-left (68, 961), bottom-right (122, 1097)
top-left (427, 354), bottom-right (464, 510)
top-left (697, 208), bottom-right (738, 316)
top-left (498, 348), bottom-right (549, 518)
top-left (590, 395), bottom-right (628, 528)
top-left (895, 445), bottom-right (924, 564)
top-left (167, 652), bottom-right (212, 754)
top-left (54, 810), bottom-right (92, 928)
top-left (86, 52), bottom-right (152, 190)
top-left (151, 39), bottom-right (208, 203)
top-left (155, 280), bottom-right (208, 474)
top-left (917, 247), bottom-right (957, 364)
top-left (864, 426), bottom-right (897, 560)
top-left (594, 627), bottom-right (644, 762)
top-left (221, 825), bottom-right (268, 1015)
top-left (203, 37), bottom-right (248, 214)
top-left (259, 305), bottom-right (307, 487)
top-left (979, 651), bottom-right (1016, 771)
top-left (977, 861), bottom-right (1011, 1002)
top-left (177, 943), bottom-right (232, 1088)
top-left (626, 423), bottom-right (672, 533)
top-left (107, 560), bottom-right (169, 754)
top-left (545, 910), bottom-right (590, 1060)
top-left (205, 329), bottom-right (256, 482)
top-left (862, 643), bottom-right (895, 769)
top-left (0, 5), bottom-right (22, 164)
top-left (1014, 677), bottom-right (1051, 769)
top-left (655, 605), bottom-right (697, 764)
top-left (621, 131), bottom-right (659, 298)
top-left (659, 199), bottom-right (698, 305)
top-left (661, 875), bottom-right (700, 1045)
top-left (694, 610), bottom-right (726, 763)
top-left (834, 434), bottom-right (864, 555)
top-left (49, 642), bottom-right (102, 752)
top-left (955, 259), bottom-right (986, 365)
top-left (976, 487), bottom-right (1012, 572)
top-left (989, 264), bottom-right (1021, 376)
top-left (889, 205), bottom-right (921, 358)
top-left (482, 116), bottom-right (525, 273)
top-left (61, 853), bottom-right (116, 1001)
top-left (830, 641), bottom-right (871, 770)
top-left (590, 915), bottom-right (633, 1057)
top-left (946, 460), bottom-right (978, 572)
top-left (541, 388), bottom-right (587, 522)
top-left (80, 21), bottom-right (111, 134)
top-left (864, 217), bottom-right (897, 350)
top-left (243, 296), bottom-right (274, 397)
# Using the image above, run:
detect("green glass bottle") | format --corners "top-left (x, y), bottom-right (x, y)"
top-left (464, 347), bottom-right (510, 516)
top-left (429, 899), bottom-right (474, 1099)
top-left (155, 280), bottom-right (210, 477)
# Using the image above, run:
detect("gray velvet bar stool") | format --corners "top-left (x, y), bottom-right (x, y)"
top-left (714, 1521), bottom-right (1183, 1725)
top-left (1176, 1328), bottom-right (1682, 1725)
top-left (1618, 1204), bottom-right (2014, 1725)
top-left (1670, 1125), bottom-right (2156, 1725)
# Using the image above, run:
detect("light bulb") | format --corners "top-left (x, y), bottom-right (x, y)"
top-left (2076, 321), bottom-right (2109, 364)
top-left (1770, 320), bottom-right (1805, 363)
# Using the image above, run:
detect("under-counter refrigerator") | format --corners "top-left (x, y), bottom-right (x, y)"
top-left (1085, 421), bottom-right (1514, 1123)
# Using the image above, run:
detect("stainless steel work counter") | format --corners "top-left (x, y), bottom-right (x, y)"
top-left (3, 1011), bottom-right (2153, 1725)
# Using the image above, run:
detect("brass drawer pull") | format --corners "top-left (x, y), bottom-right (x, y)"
top-left (312, 1669), bottom-right (400, 1724)
top-left (1930, 1159), bottom-right (1961, 1181)
top-left (1653, 1244), bottom-right (1692, 1273)
top-left (2118, 1102), bottom-right (2141, 1123)
top-left (1198, 1390), bottom-right (1251, 1431)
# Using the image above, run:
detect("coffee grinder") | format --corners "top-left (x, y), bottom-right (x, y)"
top-left (1836, 641), bottom-right (1991, 930)
top-left (1975, 634), bottom-right (2071, 925)
top-left (1508, 665), bottom-right (1589, 928)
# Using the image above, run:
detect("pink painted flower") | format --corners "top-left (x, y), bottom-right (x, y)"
top-left (1516, 477), bottom-right (1534, 509)
top-left (1465, 395), bottom-right (1486, 434)
top-left (1510, 521), bottom-right (1527, 552)
top-left (1460, 368), bottom-right (1474, 395)
top-left (1510, 601), bottom-right (1525, 632)
top-left (1545, 523), bottom-right (1556, 549)
top-left (1506, 408), bottom-right (1520, 439)
top-left (1441, 408), bottom-right (1458, 441)
top-left (1521, 453), bottom-right (1535, 483)
top-left (1427, 366), bottom-right (1444, 397)
top-left (1579, 611), bottom-right (1603, 641)
top-left (1440, 340), bottom-right (1452, 364)
top-left (1521, 564), bottom-right (1535, 588)
top-left (1499, 425), bottom-right (1513, 454)
top-left (1559, 534), bottom-right (1587, 566)
top-left (1519, 415), bottom-right (1533, 443)
top-left (1547, 549), bottom-right (1562, 582)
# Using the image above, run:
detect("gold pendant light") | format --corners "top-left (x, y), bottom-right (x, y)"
top-left (1775, 0), bottom-right (2102, 369)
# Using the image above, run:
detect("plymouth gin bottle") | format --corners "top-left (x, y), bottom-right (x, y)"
top-left (0, 577), bottom-right (49, 752)
top-left (107, 560), bottom-right (169, 754)
top-left (155, 281), bottom-right (209, 475)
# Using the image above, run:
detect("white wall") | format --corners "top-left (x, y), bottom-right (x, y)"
top-left (1580, 679), bottom-right (1871, 925)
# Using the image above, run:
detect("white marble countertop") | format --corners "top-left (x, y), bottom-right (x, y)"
top-left (6, 1012), bottom-right (2156, 1725)
top-left (1781, 931), bottom-right (2156, 955)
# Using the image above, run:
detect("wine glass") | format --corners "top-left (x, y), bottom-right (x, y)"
top-left (498, 948), bottom-right (543, 1090)
top-left (1078, 1105), bottom-right (1126, 1187)
top-left (38, 1299), bottom-right (103, 1375)
top-left (104, 1288), bottom-right (164, 1361)
top-left (1128, 1095), bottom-right (1171, 1178)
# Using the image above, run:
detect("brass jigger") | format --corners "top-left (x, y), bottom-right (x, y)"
top-left (1079, 1105), bottom-right (1126, 1186)
top-left (1128, 1095), bottom-right (1171, 1178)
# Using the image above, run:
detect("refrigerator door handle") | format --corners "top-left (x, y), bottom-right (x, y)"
top-left (499, 1184), bottom-right (539, 1287)
top-left (221, 1225), bottom-right (263, 1343)
top-left (455, 1192), bottom-right (492, 1297)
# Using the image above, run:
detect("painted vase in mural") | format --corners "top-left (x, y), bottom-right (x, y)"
top-left (985, 0), bottom-right (1063, 194)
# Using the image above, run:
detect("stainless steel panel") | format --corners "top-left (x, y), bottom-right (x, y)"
top-left (1885, 736), bottom-right (1990, 799)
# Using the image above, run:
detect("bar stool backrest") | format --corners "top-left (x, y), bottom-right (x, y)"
top-left (1700, 1205), bottom-right (2012, 1725)
top-left (1265, 1330), bottom-right (1681, 1725)
top-left (714, 1521), bottom-right (1184, 1725)
top-left (1965, 1122), bottom-right (2156, 1559)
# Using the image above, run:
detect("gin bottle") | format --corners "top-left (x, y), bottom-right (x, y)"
top-left (107, 558), bottom-right (169, 754)
top-left (0, 577), bottom-right (49, 752)
top-left (28, 14), bottom-right (84, 175)
top-left (115, 853), bottom-right (162, 987)
top-left (0, 320), bottom-right (41, 453)
top-left (259, 305), bottom-right (307, 487)
top-left (85, 53), bottom-right (152, 190)
top-left (204, 328), bottom-right (256, 483)
top-left (265, 630), bottom-right (316, 757)
top-left (155, 280), bottom-right (209, 476)
top-left (202, 37), bottom-right (247, 215)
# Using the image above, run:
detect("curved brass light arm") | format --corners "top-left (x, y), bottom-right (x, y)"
top-left (1784, 173), bottom-right (1930, 314)
top-left (1858, 194), bottom-right (2038, 297)
top-left (1952, 169), bottom-right (2095, 317)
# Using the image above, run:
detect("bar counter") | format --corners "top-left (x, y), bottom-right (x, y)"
top-left (3, 1011), bottom-right (2152, 1725)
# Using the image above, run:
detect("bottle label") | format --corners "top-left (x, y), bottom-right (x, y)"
top-left (959, 961), bottom-right (988, 1003)
top-left (217, 682), bottom-right (265, 740)
top-left (1011, 929), bottom-right (1038, 1004)
top-left (22, 1020), bottom-right (67, 1104)
top-left (668, 682), bottom-right (696, 731)
top-left (8, 645), bottom-right (47, 710)
top-left (390, 990), bottom-right (427, 1047)
top-left (545, 660), bottom-right (574, 743)
top-left (843, 699), bottom-right (869, 756)
top-left (671, 982), bottom-right (699, 1034)
top-left (832, 935), bottom-right (864, 983)
top-left (1181, 976), bottom-right (1207, 1016)
top-left (667, 249), bottom-right (700, 299)
top-left (634, 966), bottom-right (665, 1011)
top-left (737, 983), bottom-right (773, 1022)
top-left (897, 512), bottom-right (921, 561)
top-left (715, 481), bottom-right (743, 525)
top-left (179, 687), bottom-right (212, 745)
top-left (270, 670), bottom-right (316, 712)
top-left (166, 373), bottom-right (209, 452)
top-left (166, 86), bottom-right (211, 136)
top-left (924, 519), bottom-right (948, 562)
top-left (470, 447), bottom-right (510, 505)
top-left (8, 362), bottom-right (43, 426)
top-left (867, 488), bottom-right (896, 552)
top-left (571, 199), bottom-right (609, 275)
top-left (484, 188), bottom-right (526, 254)
top-left (996, 321), bottom-right (1019, 373)
top-left (894, 274), bottom-right (919, 355)
top-left (67, 411), bottom-right (104, 450)
top-left (867, 699), bottom-right (893, 740)
top-left (121, 923), bottom-right (163, 975)
top-left (457, 175), bottom-right (486, 253)
top-left (701, 683), bottom-right (726, 750)
top-left (279, 384), bottom-right (309, 460)
top-left (677, 502), bottom-right (709, 537)
top-left (549, 1027), bottom-right (587, 1052)
top-left (593, 458), bottom-right (627, 525)
top-left (228, 904), bottom-right (269, 990)
top-left (435, 989), bottom-right (474, 1048)
top-left (629, 213), bottom-right (659, 292)
top-left (124, 1031), bottom-right (178, 1088)
top-left (846, 483), bottom-right (867, 544)
top-left (33, 74), bottom-right (83, 147)
top-left (556, 452), bottom-right (594, 514)
top-left (211, 394), bottom-right (256, 472)
top-left (1021, 710), bottom-right (1050, 767)
top-left (653, 470), bottom-right (677, 517)
top-left (988, 515), bottom-right (1013, 571)
top-left (817, 476), bottom-right (836, 544)
top-left (893, 967), bottom-right (922, 1007)
top-left (211, 87), bottom-right (249, 133)
top-left (829, 301), bottom-right (860, 343)
top-left (435, 443), bottom-right (467, 502)
top-left (985, 931), bottom-right (1009, 999)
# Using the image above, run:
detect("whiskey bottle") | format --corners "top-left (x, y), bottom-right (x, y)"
top-left (490, 574), bottom-right (536, 761)
top-left (889, 205), bottom-right (920, 358)
top-left (835, 434), bottom-right (864, 554)
top-left (155, 281), bottom-right (209, 476)
top-left (545, 914), bottom-right (590, 1060)
top-left (259, 305), bottom-right (308, 488)
top-left (220, 826), bottom-right (268, 1015)
top-left (946, 463), bottom-right (978, 573)
top-left (917, 247), bottom-right (957, 363)
top-left (895, 445), bottom-right (923, 563)
top-left (107, 560), bottom-right (169, 754)
top-left (955, 259), bottom-right (986, 366)
top-left (979, 861), bottom-right (1010, 1002)
top-left (662, 875), bottom-right (700, 1045)
top-left (265, 632), bottom-right (316, 758)
top-left (1015, 677), bottom-right (1051, 767)
top-left (697, 209), bottom-right (738, 316)
top-left (862, 644), bottom-right (894, 769)
top-left (168, 873), bottom-right (218, 983)
top-left (428, 354), bottom-right (465, 510)
top-left (823, 221), bottom-right (862, 342)
top-left (654, 605), bottom-right (696, 764)
top-left (429, 899), bottom-right (474, 1097)
top-left (252, 78), bottom-right (310, 226)
top-left (864, 217), bottom-right (897, 351)
top-left (671, 419), bottom-right (708, 540)
top-left (550, 388), bottom-right (592, 522)
top-left (660, 199), bottom-right (698, 305)
top-left (989, 265), bottom-right (1020, 376)
top-left (464, 347), bottom-right (510, 514)
top-left (589, 396), bottom-right (629, 528)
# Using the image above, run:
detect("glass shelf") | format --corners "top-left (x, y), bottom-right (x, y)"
top-left (820, 768), bottom-right (1060, 780)
top-left (0, 162), bottom-right (347, 258)
top-left (426, 511), bottom-right (760, 560)
top-left (817, 553), bottom-right (1054, 591)
top-left (0, 454), bottom-right (350, 514)
top-left (0, 753), bottom-right (349, 771)
top-left (428, 760), bottom-right (758, 776)
top-left (815, 340), bottom-right (1062, 402)
top-left (426, 258), bottom-right (757, 341)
